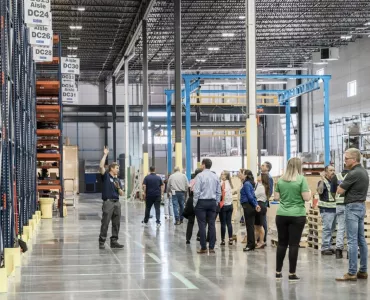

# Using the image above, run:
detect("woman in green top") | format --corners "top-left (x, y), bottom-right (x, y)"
top-left (274, 158), bottom-right (311, 282)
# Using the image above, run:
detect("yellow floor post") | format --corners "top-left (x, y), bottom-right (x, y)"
top-left (4, 249), bottom-right (14, 277)
top-left (36, 211), bottom-right (41, 223)
top-left (143, 152), bottom-right (149, 176)
top-left (11, 248), bottom-right (21, 268)
top-left (32, 214), bottom-right (37, 227)
top-left (23, 226), bottom-right (30, 241)
top-left (0, 268), bottom-right (7, 293)
top-left (175, 142), bottom-right (182, 171)
top-left (29, 219), bottom-right (35, 234)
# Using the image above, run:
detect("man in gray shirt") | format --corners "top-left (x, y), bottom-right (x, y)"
top-left (167, 167), bottom-right (189, 225)
top-left (336, 148), bottom-right (369, 282)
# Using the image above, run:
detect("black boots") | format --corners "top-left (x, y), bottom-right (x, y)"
top-left (336, 249), bottom-right (343, 259)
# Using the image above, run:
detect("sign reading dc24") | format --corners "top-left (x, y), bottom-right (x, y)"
top-left (24, 0), bottom-right (51, 26)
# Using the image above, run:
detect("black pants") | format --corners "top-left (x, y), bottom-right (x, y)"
top-left (186, 214), bottom-right (196, 241)
top-left (144, 196), bottom-right (161, 224)
top-left (220, 204), bottom-right (233, 240)
top-left (276, 215), bottom-right (306, 273)
top-left (243, 203), bottom-right (256, 249)
top-left (195, 199), bottom-right (217, 250)
top-left (99, 200), bottom-right (121, 244)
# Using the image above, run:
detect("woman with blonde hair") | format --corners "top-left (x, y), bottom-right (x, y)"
top-left (274, 158), bottom-right (311, 282)
top-left (219, 170), bottom-right (237, 246)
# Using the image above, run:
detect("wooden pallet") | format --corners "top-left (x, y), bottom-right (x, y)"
top-left (308, 215), bottom-right (322, 224)
top-left (309, 209), bottom-right (320, 216)
top-left (271, 238), bottom-right (308, 248)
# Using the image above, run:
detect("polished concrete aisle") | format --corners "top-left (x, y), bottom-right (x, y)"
top-left (2, 194), bottom-right (369, 300)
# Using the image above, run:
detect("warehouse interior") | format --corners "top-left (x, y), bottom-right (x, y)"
top-left (1, 0), bottom-right (370, 299)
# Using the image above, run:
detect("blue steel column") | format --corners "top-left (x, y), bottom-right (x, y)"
top-left (166, 92), bottom-right (172, 174)
top-left (185, 79), bottom-right (191, 180)
top-left (285, 100), bottom-right (291, 161)
top-left (323, 78), bottom-right (330, 165)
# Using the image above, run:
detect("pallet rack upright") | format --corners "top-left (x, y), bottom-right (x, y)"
top-left (1, 0), bottom-right (37, 259)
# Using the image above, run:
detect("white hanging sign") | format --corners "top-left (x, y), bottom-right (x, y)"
top-left (61, 57), bottom-right (80, 75)
top-left (29, 26), bottom-right (52, 46)
top-left (33, 45), bottom-right (53, 62)
top-left (62, 75), bottom-right (78, 104)
top-left (24, 0), bottom-right (51, 26)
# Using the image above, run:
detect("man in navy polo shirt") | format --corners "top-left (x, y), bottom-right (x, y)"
top-left (143, 166), bottom-right (164, 227)
top-left (98, 146), bottom-right (124, 250)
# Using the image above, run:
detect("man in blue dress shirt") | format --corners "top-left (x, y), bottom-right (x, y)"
top-left (193, 158), bottom-right (221, 254)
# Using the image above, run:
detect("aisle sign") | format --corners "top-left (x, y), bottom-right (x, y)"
top-left (24, 0), bottom-right (51, 26)
top-left (29, 26), bottom-right (52, 46)
top-left (62, 74), bottom-right (78, 104)
top-left (33, 45), bottom-right (53, 62)
top-left (61, 57), bottom-right (80, 75)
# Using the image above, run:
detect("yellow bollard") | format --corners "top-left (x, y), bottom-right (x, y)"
top-left (4, 249), bottom-right (14, 277)
top-left (32, 215), bottom-right (37, 227)
top-left (10, 248), bottom-right (21, 268)
top-left (23, 226), bottom-right (30, 240)
top-left (36, 211), bottom-right (41, 223)
top-left (29, 219), bottom-right (35, 234)
top-left (21, 234), bottom-right (28, 243)
top-left (0, 268), bottom-right (7, 293)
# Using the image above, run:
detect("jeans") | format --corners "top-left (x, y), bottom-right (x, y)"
top-left (242, 202), bottom-right (256, 249)
top-left (172, 191), bottom-right (185, 221)
top-left (220, 204), bottom-right (233, 240)
top-left (144, 196), bottom-right (161, 224)
top-left (336, 205), bottom-right (346, 250)
top-left (164, 195), bottom-right (174, 217)
top-left (195, 199), bottom-right (217, 250)
top-left (320, 209), bottom-right (337, 251)
top-left (346, 202), bottom-right (368, 275)
top-left (276, 215), bottom-right (306, 273)
top-left (99, 200), bottom-right (121, 244)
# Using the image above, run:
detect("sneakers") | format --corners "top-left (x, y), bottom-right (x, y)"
top-left (335, 273), bottom-right (357, 281)
top-left (209, 249), bottom-right (216, 254)
top-left (289, 274), bottom-right (300, 282)
top-left (156, 223), bottom-right (161, 228)
top-left (336, 249), bottom-right (343, 259)
top-left (110, 242), bottom-right (124, 249)
top-left (321, 250), bottom-right (333, 255)
top-left (186, 240), bottom-right (190, 245)
top-left (99, 243), bottom-right (105, 250)
top-left (197, 248), bottom-right (208, 254)
top-left (276, 273), bottom-right (282, 280)
top-left (357, 271), bottom-right (368, 279)
top-left (175, 220), bottom-right (181, 225)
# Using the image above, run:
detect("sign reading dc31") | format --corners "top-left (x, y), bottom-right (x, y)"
top-left (61, 57), bottom-right (80, 75)
top-left (24, 0), bottom-right (51, 26)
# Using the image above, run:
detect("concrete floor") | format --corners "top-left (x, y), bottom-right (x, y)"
top-left (2, 194), bottom-right (369, 300)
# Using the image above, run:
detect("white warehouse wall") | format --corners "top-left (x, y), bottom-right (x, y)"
top-left (301, 37), bottom-right (370, 159)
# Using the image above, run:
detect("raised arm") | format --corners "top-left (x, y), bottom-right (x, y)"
top-left (99, 146), bottom-right (109, 175)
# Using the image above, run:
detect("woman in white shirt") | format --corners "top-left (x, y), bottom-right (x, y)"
top-left (254, 173), bottom-right (269, 249)
top-left (219, 171), bottom-right (236, 246)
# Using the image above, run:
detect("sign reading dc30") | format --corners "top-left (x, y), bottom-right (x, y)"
top-left (61, 57), bottom-right (80, 75)
top-left (24, 0), bottom-right (51, 26)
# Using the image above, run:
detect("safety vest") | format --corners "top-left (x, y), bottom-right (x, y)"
top-left (335, 172), bottom-right (347, 204)
top-left (318, 178), bottom-right (336, 209)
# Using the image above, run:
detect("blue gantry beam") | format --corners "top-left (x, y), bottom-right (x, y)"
top-left (164, 73), bottom-right (332, 178)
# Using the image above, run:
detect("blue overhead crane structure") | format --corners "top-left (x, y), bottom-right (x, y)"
top-left (165, 74), bottom-right (331, 179)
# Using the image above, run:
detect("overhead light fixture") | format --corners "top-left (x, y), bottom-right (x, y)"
top-left (196, 59), bottom-right (206, 62)
top-left (208, 47), bottom-right (220, 51)
top-left (67, 46), bottom-right (78, 50)
top-left (313, 61), bottom-right (328, 65)
top-left (341, 35), bottom-right (352, 40)
top-left (365, 22), bottom-right (370, 26)
top-left (222, 33), bottom-right (235, 37)
top-left (69, 25), bottom-right (82, 30)
top-left (72, 7), bottom-right (85, 11)
top-left (257, 81), bottom-right (287, 85)
top-left (238, 16), bottom-right (245, 20)
top-left (67, 55), bottom-right (77, 58)
top-left (355, 27), bottom-right (368, 30)
top-left (69, 37), bottom-right (80, 41)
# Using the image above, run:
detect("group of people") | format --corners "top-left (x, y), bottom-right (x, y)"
top-left (97, 146), bottom-right (369, 283)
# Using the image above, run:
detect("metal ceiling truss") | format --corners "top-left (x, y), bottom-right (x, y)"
top-left (50, 0), bottom-right (370, 82)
